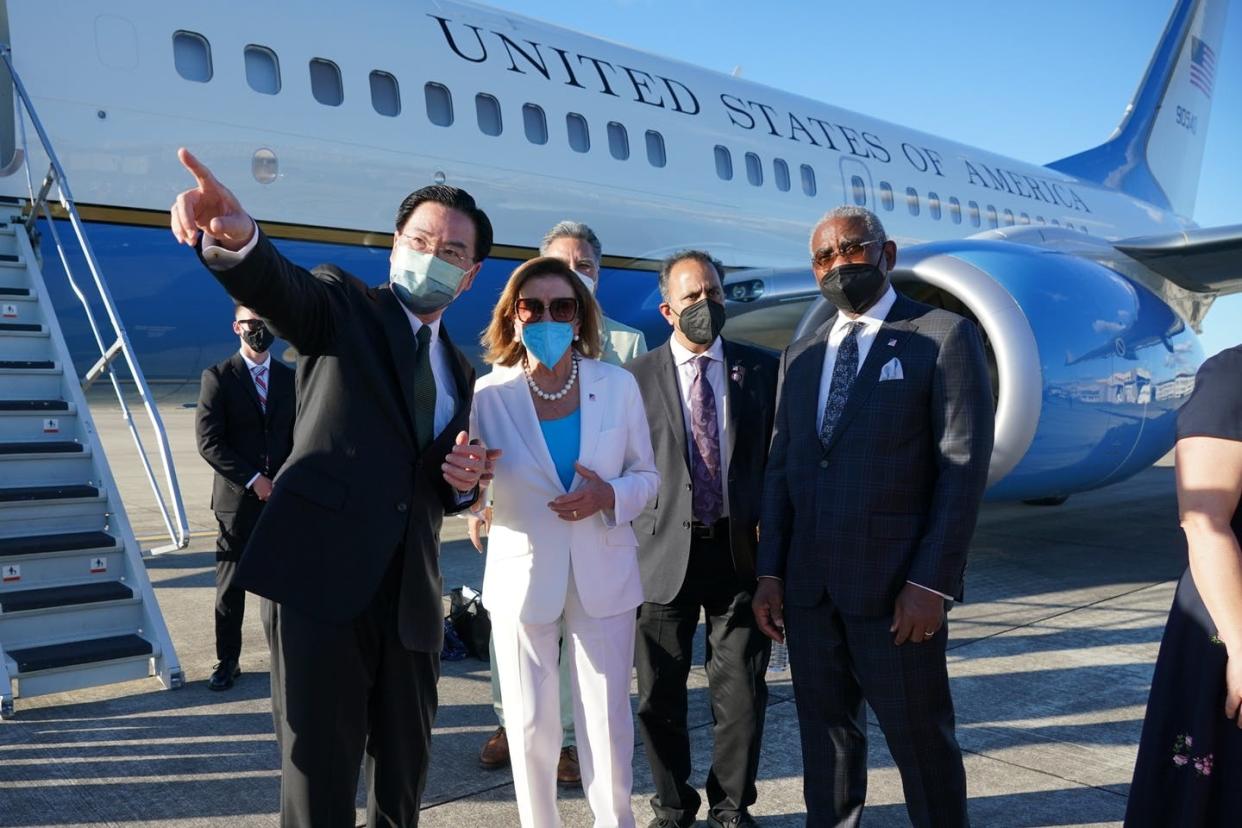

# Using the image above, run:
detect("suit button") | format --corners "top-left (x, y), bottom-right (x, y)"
top-left (396, 502), bottom-right (408, 513)
top-left (819, 459), bottom-right (829, 469)
top-left (682, 520), bottom-right (691, 530)
top-left (345, 446), bottom-right (356, 459)
top-left (686, 483), bottom-right (692, 491)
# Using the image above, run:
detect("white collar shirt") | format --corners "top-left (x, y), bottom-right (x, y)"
top-left (815, 286), bottom-right (898, 434)
top-left (668, 335), bottom-right (730, 519)
top-left (399, 310), bottom-right (459, 440)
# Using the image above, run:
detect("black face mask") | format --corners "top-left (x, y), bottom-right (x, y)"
top-left (675, 298), bottom-right (727, 345)
top-left (242, 323), bottom-right (275, 353)
top-left (818, 261), bottom-right (890, 315)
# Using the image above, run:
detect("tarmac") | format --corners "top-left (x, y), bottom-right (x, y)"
top-left (0, 387), bottom-right (1187, 827)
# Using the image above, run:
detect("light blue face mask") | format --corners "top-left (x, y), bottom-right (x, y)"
top-left (389, 246), bottom-right (468, 315)
top-left (522, 321), bottom-right (575, 368)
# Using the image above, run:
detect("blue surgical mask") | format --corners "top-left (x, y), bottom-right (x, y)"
top-left (522, 321), bottom-right (575, 368)
top-left (389, 246), bottom-right (468, 315)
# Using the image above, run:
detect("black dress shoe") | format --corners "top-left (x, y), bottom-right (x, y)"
top-left (707, 813), bottom-right (757, 828)
top-left (208, 660), bottom-right (240, 691)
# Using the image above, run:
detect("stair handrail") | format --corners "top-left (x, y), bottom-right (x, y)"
top-left (2, 46), bottom-right (189, 554)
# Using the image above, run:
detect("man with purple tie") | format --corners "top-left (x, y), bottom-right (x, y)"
top-left (627, 251), bottom-right (778, 828)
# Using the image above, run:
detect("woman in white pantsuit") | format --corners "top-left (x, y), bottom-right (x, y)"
top-left (471, 257), bottom-right (659, 827)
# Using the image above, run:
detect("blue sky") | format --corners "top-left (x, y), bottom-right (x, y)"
top-left (502, 0), bottom-right (1241, 355)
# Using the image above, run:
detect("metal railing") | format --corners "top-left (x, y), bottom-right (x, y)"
top-left (1, 47), bottom-right (189, 554)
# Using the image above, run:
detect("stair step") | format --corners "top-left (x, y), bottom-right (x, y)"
top-left (0, 400), bottom-right (68, 412)
top-left (0, 531), bottom-right (118, 559)
top-left (0, 581), bottom-right (133, 614)
top-left (0, 322), bottom-right (40, 332)
top-left (0, 441), bottom-right (82, 454)
top-left (0, 360), bottom-right (54, 370)
top-left (0, 484), bottom-right (99, 502)
top-left (8, 634), bottom-right (152, 674)
top-left (0, 286), bottom-right (30, 297)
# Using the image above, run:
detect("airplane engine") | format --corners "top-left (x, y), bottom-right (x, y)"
top-left (724, 239), bottom-right (1203, 501)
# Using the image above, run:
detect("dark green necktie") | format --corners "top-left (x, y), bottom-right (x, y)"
top-left (413, 325), bottom-right (437, 453)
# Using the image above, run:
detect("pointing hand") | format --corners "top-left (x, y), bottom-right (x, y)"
top-left (170, 147), bottom-right (254, 250)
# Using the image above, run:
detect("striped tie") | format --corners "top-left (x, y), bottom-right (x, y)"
top-left (252, 364), bottom-right (268, 413)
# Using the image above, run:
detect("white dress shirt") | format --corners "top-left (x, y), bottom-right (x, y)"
top-left (668, 335), bottom-right (730, 519)
top-left (240, 350), bottom-right (270, 490)
top-left (815, 286), bottom-right (897, 434)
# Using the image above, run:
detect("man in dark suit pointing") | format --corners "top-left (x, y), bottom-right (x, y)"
top-left (195, 304), bottom-right (295, 691)
top-left (753, 206), bottom-right (994, 826)
top-left (629, 251), bottom-right (777, 828)
top-left (172, 148), bottom-right (498, 826)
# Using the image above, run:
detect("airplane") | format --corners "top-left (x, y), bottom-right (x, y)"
top-left (0, 0), bottom-right (1237, 503)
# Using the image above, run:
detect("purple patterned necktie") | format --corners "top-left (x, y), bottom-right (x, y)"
top-left (690, 355), bottom-right (723, 525)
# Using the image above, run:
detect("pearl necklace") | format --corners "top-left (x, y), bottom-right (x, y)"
top-left (525, 354), bottom-right (579, 401)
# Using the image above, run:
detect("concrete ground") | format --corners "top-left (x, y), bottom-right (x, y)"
top-left (0, 390), bottom-right (1184, 827)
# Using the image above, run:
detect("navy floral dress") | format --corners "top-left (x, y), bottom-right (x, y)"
top-left (1126, 346), bottom-right (1242, 826)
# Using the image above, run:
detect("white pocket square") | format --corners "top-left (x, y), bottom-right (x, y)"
top-left (879, 357), bottom-right (904, 381)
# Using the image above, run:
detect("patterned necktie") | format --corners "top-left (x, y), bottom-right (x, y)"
top-left (251, 364), bottom-right (268, 413)
top-left (819, 322), bottom-right (862, 447)
top-left (413, 325), bottom-right (437, 453)
top-left (689, 355), bottom-right (723, 525)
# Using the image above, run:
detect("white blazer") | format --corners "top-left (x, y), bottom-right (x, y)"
top-left (471, 357), bottom-right (659, 624)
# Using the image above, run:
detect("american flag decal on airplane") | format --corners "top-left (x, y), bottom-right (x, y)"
top-left (1189, 36), bottom-right (1215, 99)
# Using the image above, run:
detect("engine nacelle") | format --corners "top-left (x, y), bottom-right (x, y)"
top-left (727, 239), bottom-right (1203, 501)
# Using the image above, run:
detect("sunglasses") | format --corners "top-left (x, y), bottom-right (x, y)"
top-left (515, 297), bottom-right (579, 323)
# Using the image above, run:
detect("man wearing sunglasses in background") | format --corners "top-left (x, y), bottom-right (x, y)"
top-left (195, 304), bottom-right (295, 693)
top-left (474, 220), bottom-right (647, 786)
top-left (171, 148), bottom-right (498, 826)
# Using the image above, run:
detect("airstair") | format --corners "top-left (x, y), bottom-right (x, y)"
top-left (0, 48), bottom-right (187, 718)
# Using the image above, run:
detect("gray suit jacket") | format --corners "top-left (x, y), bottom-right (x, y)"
top-left (630, 338), bottom-right (778, 604)
top-left (756, 293), bottom-right (994, 616)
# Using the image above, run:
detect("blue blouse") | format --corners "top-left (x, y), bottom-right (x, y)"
top-left (539, 410), bottom-right (581, 491)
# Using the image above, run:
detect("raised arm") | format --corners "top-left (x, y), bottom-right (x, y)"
top-left (171, 148), bottom-right (336, 354)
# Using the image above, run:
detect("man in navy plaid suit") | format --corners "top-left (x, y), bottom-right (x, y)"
top-left (753, 206), bottom-right (994, 827)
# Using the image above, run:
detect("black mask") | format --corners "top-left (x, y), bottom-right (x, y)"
top-left (242, 323), bottom-right (274, 353)
top-left (818, 262), bottom-right (889, 315)
top-left (675, 298), bottom-right (726, 345)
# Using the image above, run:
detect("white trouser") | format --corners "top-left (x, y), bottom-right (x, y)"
top-left (491, 570), bottom-right (637, 828)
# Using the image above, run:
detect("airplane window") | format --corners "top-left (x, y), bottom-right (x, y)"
top-left (523, 104), bottom-right (547, 145)
top-left (986, 205), bottom-right (998, 228)
top-left (715, 146), bottom-right (733, 181)
top-left (948, 196), bottom-right (962, 225)
top-left (773, 158), bottom-right (791, 192)
top-left (906, 187), bottom-right (920, 216)
top-left (1019, 212), bottom-right (1031, 225)
top-left (567, 113), bottom-right (590, 153)
top-left (645, 130), bottom-right (666, 167)
top-left (1003, 208), bottom-right (1015, 226)
top-left (1050, 218), bottom-right (1060, 226)
top-left (967, 200), bottom-right (980, 227)
top-left (244, 45), bottom-right (279, 95)
top-left (851, 175), bottom-right (866, 205)
top-left (607, 122), bottom-right (630, 161)
top-left (425, 83), bottom-right (453, 127)
top-left (928, 192), bottom-right (942, 220)
top-left (800, 164), bottom-right (816, 196)
top-left (173, 31), bottom-right (212, 83)
top-left (879, 181), bottom-right (894, 211)
top-left (476, 93), bottom-right (502, 136)
top-left (370, 71), bottom-right (399, 117)
top-left (1036, 215), bottom-right (1046, 225)
top-left (1064, 221), bottom-right (1074, 231)
top-left (309, 58), bottom-right (343, 107)
top-left (746, 152), bottom-right (763, 186)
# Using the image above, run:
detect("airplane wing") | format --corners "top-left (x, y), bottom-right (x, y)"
top-left (1114, 224), bottom-right (1242, 295)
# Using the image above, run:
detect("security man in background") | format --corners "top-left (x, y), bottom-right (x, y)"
top-left (195, 304), bottom-right (295, 691)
